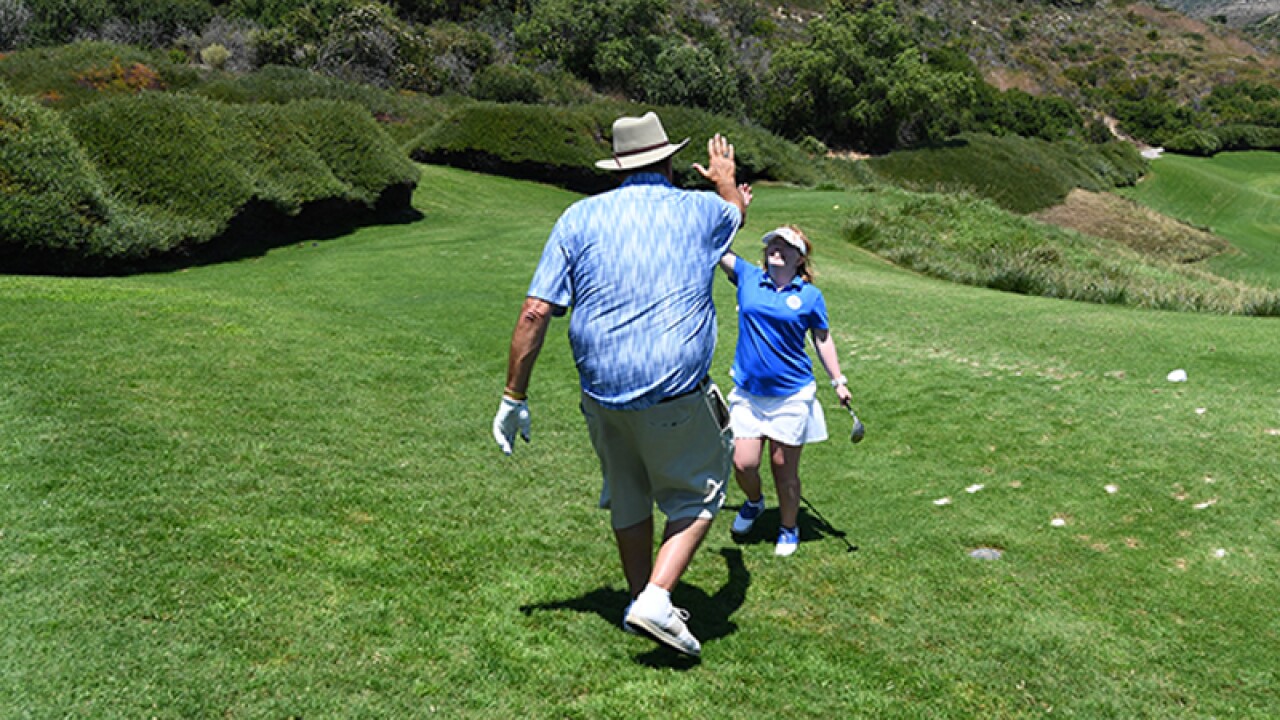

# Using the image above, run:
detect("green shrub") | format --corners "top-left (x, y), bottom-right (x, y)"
top-left (394, 20), bottom-right (494, 94)
top-left (20, 0), bottom-right (112, 47)
top-left (970, 87), bottom-right (1083, 142)
top-left (798, 135), bottom-right (828, 156)
top-left (867, 133), bottom-right (1144, 213)
top-left (408, 100), bottom-right (617, 191)
top-left (224, 101), bottom-right (351, 212)
top-left (194, 64), bottom-right (449, 144)
top-left (759, 2), bottom-right (978, 152)
top-left (67, 92), bottom-right (254, 232)
top-left (3, 90), bottom-right (420, 269)
top-left (471, 64), bottom-right (595, 107)
top-left (0, 82), bottom-right (112, 255)
top-left (0, 41), bottom-right (201, 109)
top-left (197, 63), bottom-right (396, 108)
top-left (283, 98), bottom-right (419, 205)
top-left (407, 100), bottom-right (833, 194)
top-left (637, 43), bottom-right (745, 117)
top-left (1165, 127), bottom-right (1222, 156)
top-left (200, 43), bottom-right (231, 69)
top-left (472, 64), bottom-right (545, 104)
top-left (1212, 124), bottom-right (1280, 152)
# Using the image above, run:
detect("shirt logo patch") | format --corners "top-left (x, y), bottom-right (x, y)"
top-left (786, 295), bottom-right (803, 311)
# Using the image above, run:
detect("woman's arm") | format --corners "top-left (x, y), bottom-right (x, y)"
top-left (717, 182), bottom-right (752, 282)
top-left (718, 252), bottom-right (739, 282)
top-left (812, 328), bottom-right (852, 408)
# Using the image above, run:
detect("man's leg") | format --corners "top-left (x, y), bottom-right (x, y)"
top-left (650, 516), bottom-right (713, 591)
top-left (614, 515), bottom-right (654, 598)
top-left (626, 515), bottom-right (711, 656)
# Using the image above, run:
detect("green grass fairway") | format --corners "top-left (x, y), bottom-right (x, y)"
top-left (1121, 151), bottom-right (1280, 284)
top-left (3, 165), bottom-right (1279, 718)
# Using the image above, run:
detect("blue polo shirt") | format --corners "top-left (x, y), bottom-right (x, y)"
top-left (527, 173), bottom-right (740, 410)
top-left (730, 255), bottom-right (829, 397)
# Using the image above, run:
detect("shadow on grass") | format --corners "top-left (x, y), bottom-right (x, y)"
top-left (519, 547), bottom-right (750, 669)
top-left (728, 500), bottom-right (859, 553)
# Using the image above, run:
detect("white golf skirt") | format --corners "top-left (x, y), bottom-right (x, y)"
top-left (728, 381), bottom-right (828, 446)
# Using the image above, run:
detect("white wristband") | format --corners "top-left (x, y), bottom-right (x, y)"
top-left (830, 375), bottom-right (848, 388)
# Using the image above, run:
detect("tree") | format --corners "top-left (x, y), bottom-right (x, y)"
top-left (760, 1), bottom-right (976, 152)
top-left (513, 0), bottom-right (667, 91)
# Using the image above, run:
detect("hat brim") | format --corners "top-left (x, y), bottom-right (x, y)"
top-left (595, 138), bottom-right (689, 171)
top-left (762, 228), bottom-right (807, 256)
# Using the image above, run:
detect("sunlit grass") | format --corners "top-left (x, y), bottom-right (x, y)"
top-left (2, 166), bottom-right (1278, 718)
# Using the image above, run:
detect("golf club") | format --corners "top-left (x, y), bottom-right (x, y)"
top-left (848, 406), bottom-right (865, 443)
top-left (800, 494), bottom-right (858, 553)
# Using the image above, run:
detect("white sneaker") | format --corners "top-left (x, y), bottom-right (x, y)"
top-left (775, 525), bottom-right (799, 557)
top-left (625, 595), bottom-right (701, 657)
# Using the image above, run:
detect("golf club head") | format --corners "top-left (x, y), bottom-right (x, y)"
top-left (849, 408), bottom-right (865, 444)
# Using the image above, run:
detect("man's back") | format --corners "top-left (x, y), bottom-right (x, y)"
top-left (529, 173), bottom-right (740, 409)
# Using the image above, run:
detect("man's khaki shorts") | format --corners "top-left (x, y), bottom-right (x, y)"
top-left (581, 383), bottom-right (731, 529)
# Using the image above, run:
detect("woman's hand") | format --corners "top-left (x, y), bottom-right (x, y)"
top-left (835, 384), bottom-right (852, 409)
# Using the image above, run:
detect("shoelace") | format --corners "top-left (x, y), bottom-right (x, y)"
top-left (671, 607), bottom-right (690, 623)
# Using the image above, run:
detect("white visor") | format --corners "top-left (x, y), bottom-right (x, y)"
top-left (761, 227), bottom-right (806, 256)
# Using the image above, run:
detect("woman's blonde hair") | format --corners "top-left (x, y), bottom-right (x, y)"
top-left (762, 224), bottom-right (815, 283)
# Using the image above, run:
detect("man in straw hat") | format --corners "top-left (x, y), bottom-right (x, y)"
top-left (494, 111), bottom-right (747, 657)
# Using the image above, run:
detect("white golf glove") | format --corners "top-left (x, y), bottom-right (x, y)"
top-left (492, 397), bottom-right (531, 455)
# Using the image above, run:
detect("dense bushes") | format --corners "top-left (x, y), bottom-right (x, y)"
top-left (16, 0), bottom-right (216, 48)
top-left (1165, 124), bottom-right (1280, 155)
top-left (759, 2), bottom-right (979, 152)
top-left (69, 93), bottom-right (256, 236)
top-left (6, 1), bottom-right (1280, 156)
top-left (1, 85), bottom-right (418, 272)
top-left (407, 100), bottom-right (844, 194)
top-left (0, 82), bottom-right (112, 254)
top-left (0, 41), bottom-right (202, 108)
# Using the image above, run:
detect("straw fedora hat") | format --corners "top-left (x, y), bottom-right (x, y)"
top-left (595, 112), bottom-right (690, 171)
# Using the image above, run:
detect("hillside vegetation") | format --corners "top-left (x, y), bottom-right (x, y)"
top-left (3, 7), bottom-right (1279, 314)
top-left (0, 44), bottom-right (419, 273)
top-left (3, 0), bottom-right (1278, 153)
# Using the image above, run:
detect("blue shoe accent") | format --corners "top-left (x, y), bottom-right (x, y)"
top-left (623, 600), bottom-right (638, 634)
top-left (775, 525), bottom-right (799, 556)
top-left (731, 498), bottom-right (765, 534)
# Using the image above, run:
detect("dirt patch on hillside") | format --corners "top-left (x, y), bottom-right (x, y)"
top-left (826, 148), bottom-right (874, 161)
top-left (985, 67), bottom-right (1041, 94)
top-left (1032, 188), bottom-right (1234, 263)
top-left (1127, 4), bottom-right (1279, 67)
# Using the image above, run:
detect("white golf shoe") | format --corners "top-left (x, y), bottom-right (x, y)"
top-left (625, 594), bottom-right (701, 657)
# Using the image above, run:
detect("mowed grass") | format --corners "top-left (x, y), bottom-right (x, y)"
top-left (1121, 151), bottom-right (1280, 284)
top-left (3, 165), bottom-right (1279, 718)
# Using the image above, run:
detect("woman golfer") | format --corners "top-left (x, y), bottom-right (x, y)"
top-left (720, 224), bottom-right (852, 556)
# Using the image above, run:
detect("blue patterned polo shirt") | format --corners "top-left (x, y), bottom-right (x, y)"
top-left (527, 173), bottom-right (740, 409)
